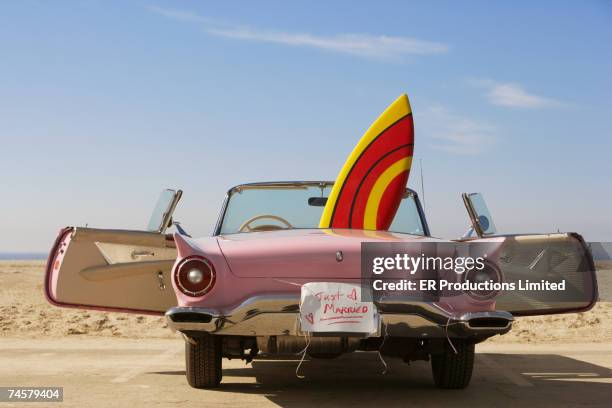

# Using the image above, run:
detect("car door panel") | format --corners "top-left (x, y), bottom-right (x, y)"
top-left (492, 233), bottom-right (598, 315)
top-left (461, 193), bottom-right (598, 316)
top-left (45, 227), bottom-right (177, 314)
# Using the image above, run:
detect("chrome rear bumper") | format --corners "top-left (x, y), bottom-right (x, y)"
top-left (165, 295), bottom-right (513, 338)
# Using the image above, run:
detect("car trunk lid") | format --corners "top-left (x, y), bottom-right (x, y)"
top-left (216, 229), bottom-right (431, 278)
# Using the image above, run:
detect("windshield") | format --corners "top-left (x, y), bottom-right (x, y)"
top-left (218, 182), bottom-right (427, 235)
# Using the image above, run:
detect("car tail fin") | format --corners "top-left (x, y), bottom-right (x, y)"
top-left (173, 233), bottom-right (206, 259)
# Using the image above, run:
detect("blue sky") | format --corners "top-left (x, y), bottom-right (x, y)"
top-left (1, 1), bottom-right (611, 251)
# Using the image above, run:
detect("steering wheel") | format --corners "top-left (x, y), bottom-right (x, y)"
top-left (239, 214), bottom-right (293, 232)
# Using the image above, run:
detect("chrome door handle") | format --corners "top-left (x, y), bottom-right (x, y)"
top-left (131, 250), bottom-right (155, 259)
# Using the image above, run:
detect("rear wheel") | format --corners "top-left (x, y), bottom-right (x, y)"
top-left (431, 339), bottom-right (475, 389)
top-left (185, 335), bottom-right (222, 388)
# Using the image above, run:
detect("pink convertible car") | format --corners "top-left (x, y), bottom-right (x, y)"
top-left (45, 182), bottom-right (598, 389)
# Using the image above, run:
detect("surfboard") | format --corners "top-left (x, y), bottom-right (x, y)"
top-left (319, 94), bottom-right (414, 230)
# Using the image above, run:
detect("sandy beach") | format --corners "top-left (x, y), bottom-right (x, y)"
top-left (1, 260), bottom-right (610, 343)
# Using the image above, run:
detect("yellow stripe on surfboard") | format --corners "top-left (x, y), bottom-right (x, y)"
top-left (319, 94), bottom-right (412, 228)
top-left (363, 157), bottom-right (412, 229)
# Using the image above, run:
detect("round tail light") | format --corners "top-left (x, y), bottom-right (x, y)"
top-left (463, 261), bottom-right (502, 301)
top-left (174, 256), bottom-right (215, 297)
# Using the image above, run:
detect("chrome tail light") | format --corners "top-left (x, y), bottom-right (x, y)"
top-left (463, 261), bottom-right (503, 301)
top-left (174, 256), bottom-right (215, 297)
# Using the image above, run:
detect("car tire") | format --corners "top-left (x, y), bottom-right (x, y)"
top-left (185, 335), bottom-right (222, 388)
top-left (431, 339), bottom-right (475, 389)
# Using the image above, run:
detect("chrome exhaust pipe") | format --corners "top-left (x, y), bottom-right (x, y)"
top-left (456, 311), bottom-right (513, 334)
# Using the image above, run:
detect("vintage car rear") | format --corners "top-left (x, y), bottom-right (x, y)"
top-left (45, 182), bottom-right (598, 390)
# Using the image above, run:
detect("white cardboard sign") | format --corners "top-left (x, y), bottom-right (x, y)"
top-left (299, 282), bottom-right (378, 334)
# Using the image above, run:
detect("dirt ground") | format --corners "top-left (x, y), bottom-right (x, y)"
top-left (0, 338), bottom-right (610, 407)
top-left (0, 261), bottom-right (610, 407)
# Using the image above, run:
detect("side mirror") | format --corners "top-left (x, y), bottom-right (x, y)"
top-left (478, 214), bottom-right (490, 231)
top-left (147, 189), bottom-right (183, 233)
top-left (462, 192), bottom-right (497, 237)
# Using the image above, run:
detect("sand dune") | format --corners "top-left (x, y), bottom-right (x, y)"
top-left (1, 260), bottom-right (610, 343)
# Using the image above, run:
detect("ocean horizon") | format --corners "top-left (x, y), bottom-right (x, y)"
top-left (0, 252), bottom-right (47, 260)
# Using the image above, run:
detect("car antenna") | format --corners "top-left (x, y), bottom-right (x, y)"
top-left (420, 158), bottom-right (426, 212)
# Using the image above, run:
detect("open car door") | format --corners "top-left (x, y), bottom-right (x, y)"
top-left (45, 189), bottom-right (182, 315)
top-left (462, 192), bottom-right (598, 316)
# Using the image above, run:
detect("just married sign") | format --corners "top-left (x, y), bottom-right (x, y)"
top-left (299, 282), bottom-right (378, 334)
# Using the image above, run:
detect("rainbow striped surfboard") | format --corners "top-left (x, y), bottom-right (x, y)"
top-left (319, 94), bottom-right (414, 231)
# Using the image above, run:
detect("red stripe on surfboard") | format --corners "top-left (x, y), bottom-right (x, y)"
top-left (376, 171), bottom-right (409, 230)
top-left (348, 147), bottom-right (412, 229)
top-left (330, 115), bottom-right (413, 228)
